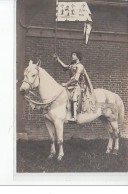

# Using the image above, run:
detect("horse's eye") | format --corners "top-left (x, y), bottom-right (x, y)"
top-left (32, 74), bottom-right (35, 77)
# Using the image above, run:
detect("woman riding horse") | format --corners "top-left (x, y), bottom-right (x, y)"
top-left (20, 59), bottom-right (124, 160)
top-left (55, 51), bottom-right (95, 122)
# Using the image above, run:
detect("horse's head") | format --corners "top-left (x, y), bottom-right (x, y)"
top-left (20, 60), bottom-right (41, 95)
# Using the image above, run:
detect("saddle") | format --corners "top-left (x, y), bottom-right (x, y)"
top-left (66, 86), bottom-right (96, 114)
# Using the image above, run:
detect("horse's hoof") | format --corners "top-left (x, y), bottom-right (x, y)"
top-left (57, 155), bottom-right (63, 162)
top-left (105, 148), bottom-right (112, 154)
top-left (48, 153), bottom-right (56, 159)
top-left (113, 149), bottom-right (118, 155)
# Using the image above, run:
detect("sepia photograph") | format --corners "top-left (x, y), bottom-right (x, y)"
top-left (16, 0), bottom-right (128, 174)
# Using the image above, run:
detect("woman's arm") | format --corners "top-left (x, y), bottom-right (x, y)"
top-left (57, 57), bottom-right (69, 68)
top-left (84, 68), bottom-right (94, 95)
top-left (53, 53), bottom-right (69, 69)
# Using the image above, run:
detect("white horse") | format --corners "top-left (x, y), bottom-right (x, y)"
top-left (20, 60), bottom-right (124, 161)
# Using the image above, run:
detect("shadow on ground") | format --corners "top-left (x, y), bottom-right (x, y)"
top-left (17, 138), bottom-right (128, 172)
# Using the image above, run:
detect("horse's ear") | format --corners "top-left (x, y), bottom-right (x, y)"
top-left (29, 60), bottom-right (33, 66)
top-left (36, 59), bottom-right (41, 67)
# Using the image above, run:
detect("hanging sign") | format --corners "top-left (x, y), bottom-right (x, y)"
top-left (56, 2), bottom-right (92, 22)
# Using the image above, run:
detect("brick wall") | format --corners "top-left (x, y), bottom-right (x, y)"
top-left (25, 0), bottom-right (128, 33)
top-left (19, 0), bottom-right (128, 140)
top-left (24, 37), bottom-right (128, 139)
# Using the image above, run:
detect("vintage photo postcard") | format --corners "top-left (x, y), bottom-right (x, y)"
top-left (15, 0), bottom-right (128, 184)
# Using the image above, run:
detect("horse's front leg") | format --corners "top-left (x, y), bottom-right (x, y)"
top-left (54, 119), bottom-right (64, 161)
top-left (45, 118), bottom-right (56, 159)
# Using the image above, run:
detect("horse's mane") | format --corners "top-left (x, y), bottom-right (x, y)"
top-left (38, 67), bottom-right (64, 100)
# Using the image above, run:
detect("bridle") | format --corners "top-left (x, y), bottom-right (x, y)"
top-left (21, 64), bottom-right (65, 119)
top-left (22, 67), bottom-right (40, 90)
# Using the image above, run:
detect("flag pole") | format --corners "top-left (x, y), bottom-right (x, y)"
top-left (54, 0), bottom-right (59, 54)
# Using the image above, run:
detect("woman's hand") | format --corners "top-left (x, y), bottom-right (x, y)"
top-left (53, 54), bottom-right (68, 68)
top-left (62, 83), bottom-right (68, 87)
top-left (53, 53), bottom-right (59, 61)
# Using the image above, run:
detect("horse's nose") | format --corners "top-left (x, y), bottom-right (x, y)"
top-left (20, 88), bottom-right (25, 96)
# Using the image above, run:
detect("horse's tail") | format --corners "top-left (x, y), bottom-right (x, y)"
top-left (117, 96), bottom-right (125, 123)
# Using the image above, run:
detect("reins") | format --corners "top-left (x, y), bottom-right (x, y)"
top-left (24, 90), bottom-right (63, 106)
top-left (23, 85), bottom-right (64, 120)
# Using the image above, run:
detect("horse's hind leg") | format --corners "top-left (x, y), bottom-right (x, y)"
top-left (45, 118), bottom-right (56, 159)
top-left (110, 121), bottom-right (120, 155)
top-left (100, 117), bottom-right (114, 153)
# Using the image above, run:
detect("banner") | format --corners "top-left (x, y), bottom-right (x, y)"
top-left (84, 22), bottom-right (92, 45)
top-left (56, 2), bottom-right (92, 22)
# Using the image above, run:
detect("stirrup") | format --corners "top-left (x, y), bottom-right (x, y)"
top-left (68, 117), bottom-right (76, 122)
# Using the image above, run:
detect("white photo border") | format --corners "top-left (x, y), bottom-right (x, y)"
top-left (0, 0), bottom-right (128, 185)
